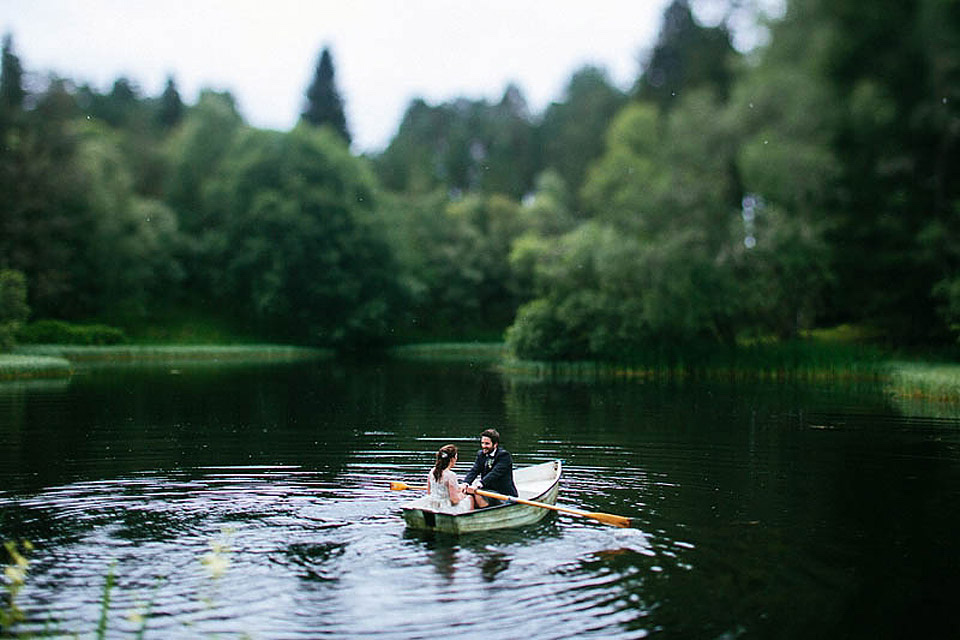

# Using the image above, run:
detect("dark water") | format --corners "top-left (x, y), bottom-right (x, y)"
top-left (1, 358), bottom-right (958, 639)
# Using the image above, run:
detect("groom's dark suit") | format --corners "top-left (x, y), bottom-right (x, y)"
top-left (463, 446), bottom-right (518, 500)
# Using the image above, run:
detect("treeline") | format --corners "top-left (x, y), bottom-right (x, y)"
top-left (1, 0), bottom-right (958, 359)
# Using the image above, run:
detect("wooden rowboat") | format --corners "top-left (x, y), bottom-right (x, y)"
top-left (401, 460), bottom-right (562, 534)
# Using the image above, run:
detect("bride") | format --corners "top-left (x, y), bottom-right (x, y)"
top-left (427, 444), bottom-right (474, 513)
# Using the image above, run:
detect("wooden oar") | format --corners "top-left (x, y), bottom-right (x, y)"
top-left (389, 481), bottom-right (632, 528)
top-left (474, 488), bottom-right (632, 528)
top-left (390, 481), bottom-right (426, 491)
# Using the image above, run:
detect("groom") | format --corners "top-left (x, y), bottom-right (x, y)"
top-left (462, 428), bottom-right (518, 508)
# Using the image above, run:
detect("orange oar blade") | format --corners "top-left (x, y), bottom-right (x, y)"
top-left (586, 512), bottom-right (632, 528)
top-left (390, 481), bottom-right (427, 491)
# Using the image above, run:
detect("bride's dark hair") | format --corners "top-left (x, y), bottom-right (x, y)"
top-left (432, 444), bottom-right (458, 482)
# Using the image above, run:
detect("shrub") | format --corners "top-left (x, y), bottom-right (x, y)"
top-left (0, 270), bottom-right (30, 352)
top-left (17, 320), bottom-right (127, 345)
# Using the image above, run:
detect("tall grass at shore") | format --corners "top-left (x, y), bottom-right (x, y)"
top-left (0, 354), bottom-right (72, 380)
top-left (885, 362), bottom-right (960, 403)
top-left (1, 345), bottom-right (329, 380)
top-left (500, 339), bottom-right (890, 383)
top-left (15, 344), bottom-right (330, 364)
top-left (390, 342), bottom-right (507, 362)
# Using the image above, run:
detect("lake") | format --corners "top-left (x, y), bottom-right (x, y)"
top-left (1, 357), bottom-right (958, 638)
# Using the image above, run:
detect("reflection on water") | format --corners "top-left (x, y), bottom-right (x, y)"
top-left (0, 360), bottom-right (958, 638)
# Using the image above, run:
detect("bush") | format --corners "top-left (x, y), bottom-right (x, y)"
top-left (17, 320), bottom-right (127, 345)
top-left (0, 322), bottom-right (18, 352)
top-left (0, 270), bottom-right (30, 352)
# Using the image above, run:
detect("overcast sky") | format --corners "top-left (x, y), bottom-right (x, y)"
top-left (0, 1), bottom-right (715, 152)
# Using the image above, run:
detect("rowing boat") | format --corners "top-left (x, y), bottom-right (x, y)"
top-left (401, 460), bottom-right (562, 534)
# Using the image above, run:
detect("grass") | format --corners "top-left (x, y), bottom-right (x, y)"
top-left (0, 345), bottom-right (331, 380)
top-left (14, 344), bottom-right (330, 363)
top-left (885, 361), bottom-right (960, 403)
top-left (499, 339), bottom-right (891, 384)
top-left (406, 338), bottom-right (960, 407)
top-left (390, 342), bottom-right (508, 362)
top-left (0, 354), bottom-right (72, 381)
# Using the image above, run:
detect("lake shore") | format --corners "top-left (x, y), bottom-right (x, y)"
top-left (0, 344), bottom-right (331, 379)
top-left (391, 341), bottom-right (960, 407)
top-left (4, 342), bottom-right (958, 407)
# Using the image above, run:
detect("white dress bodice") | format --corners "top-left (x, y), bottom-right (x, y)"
top-left (426, 468), bottom-right (472, 513)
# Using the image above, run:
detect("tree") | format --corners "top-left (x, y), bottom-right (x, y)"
top-left (301, 47), bottom-right (351, 145)
top-left (375, 90), bottom-right (538, 199)
top-left (164, 89), bottom-right (244, 230)
top-left (202, 125), bottom-right (399, 347)
top-left (381, 189), bottom-right (526, 339)
top-left (0, 33), bottom-right (25, 120)
top-left (735, 0), bottom-right (960, 343)
top-left (634, 0), bottom-right (736, 111)
top-left (157, 75), bottom-right (184, 129)
top-left (538, 66), bottom-right (627, 198)
top-left (483, 84), bottom-right (539, 198)
top-left (93, 77), bottom-right (141, 127)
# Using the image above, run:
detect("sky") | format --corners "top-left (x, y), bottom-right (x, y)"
top-left (0, 0), bottom-right (696, 151)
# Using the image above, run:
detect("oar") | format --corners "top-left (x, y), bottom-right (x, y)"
top-left (389, 481), bottom-right (632, 528)
top-left (390, 481), bottom-right (426, 491)
top-left (474, 488), bottom-right (632, 528)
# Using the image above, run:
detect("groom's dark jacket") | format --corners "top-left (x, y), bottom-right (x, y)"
top-left (464, 446), bottom-right (518, 497)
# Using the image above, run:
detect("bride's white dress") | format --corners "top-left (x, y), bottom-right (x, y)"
top-left (426, 469), bottom-right (472, 514)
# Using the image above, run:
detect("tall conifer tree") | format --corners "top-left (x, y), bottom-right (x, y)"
top-left (157, 75), bottom-right (184, 129)
top-left (635, 0), bottom-right (735, 111)
top-left (0, 33), bottom-right (25, 124)
top-left (302, 47), bottom-right (351, 145)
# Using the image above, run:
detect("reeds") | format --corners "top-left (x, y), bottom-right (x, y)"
top-left (885, 361), bottom-right (960, 403)
top-left (2, 529), bottom-right (233, 638)
top-left (14, 344), bottom-right (330, 365)
top-left (390, 342), bottom-right (508, 362)
top-left (0, 355), bottom-right (72, 381)
top-left (499, 339), bottom-right (891, 384)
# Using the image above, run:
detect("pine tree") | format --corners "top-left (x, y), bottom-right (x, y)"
top-left (301, 47), bottom-right (351, 145)
top-left (157, 75), bottom-right (184, 129)
top-left (635, 0), bottom-right (735, 111)
top-left (0, 33), bottom-right (25, 120)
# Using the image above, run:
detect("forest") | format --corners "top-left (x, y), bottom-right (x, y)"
top-left (0, 0), bottom-right (958, 360)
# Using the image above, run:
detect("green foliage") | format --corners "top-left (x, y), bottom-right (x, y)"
top-left (2, 0), bottom-right (959, 356)
top-left (786, 0), bottom-right (960, 341)
top-left (383, 190), bottom-right (526, 339)
top-left (0, 33), bottom-right (25, 117)
top-left (163, 89), bottom-right (243, 224)
top-left (18, 320), bottom-right (127, 345)
top-left (1, 540), bottom-right (32, 630)
top-left (507, 223), bottom-right (648, 360)
top-left (375, 87), bottom-right (539, 199)
top-left (933, 276), bottom-right (960, 340)
top-left (0, 269), bottom-right (29, 351)
top-left (538, 66), bottom-right (627, 197)
top-left (301, 47), bottom-right (351, 145)
top-left (634, 0), bottom-right (736, 109)
top-left (156, 75), bottom-right (184, 129)
top-left (203, 124), bottom-right (400, 348)
top-left (511, 50), bottom-right (835, 360)
top-left (0, 354), bottom-right (72, 379)
top-left (72, 122), bottom-right (185, 317)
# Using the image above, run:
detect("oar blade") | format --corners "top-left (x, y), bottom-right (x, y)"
top-left (390, 481), bottom-right (427, 491)
top-left (588, 512), bottom-right (632, 528)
